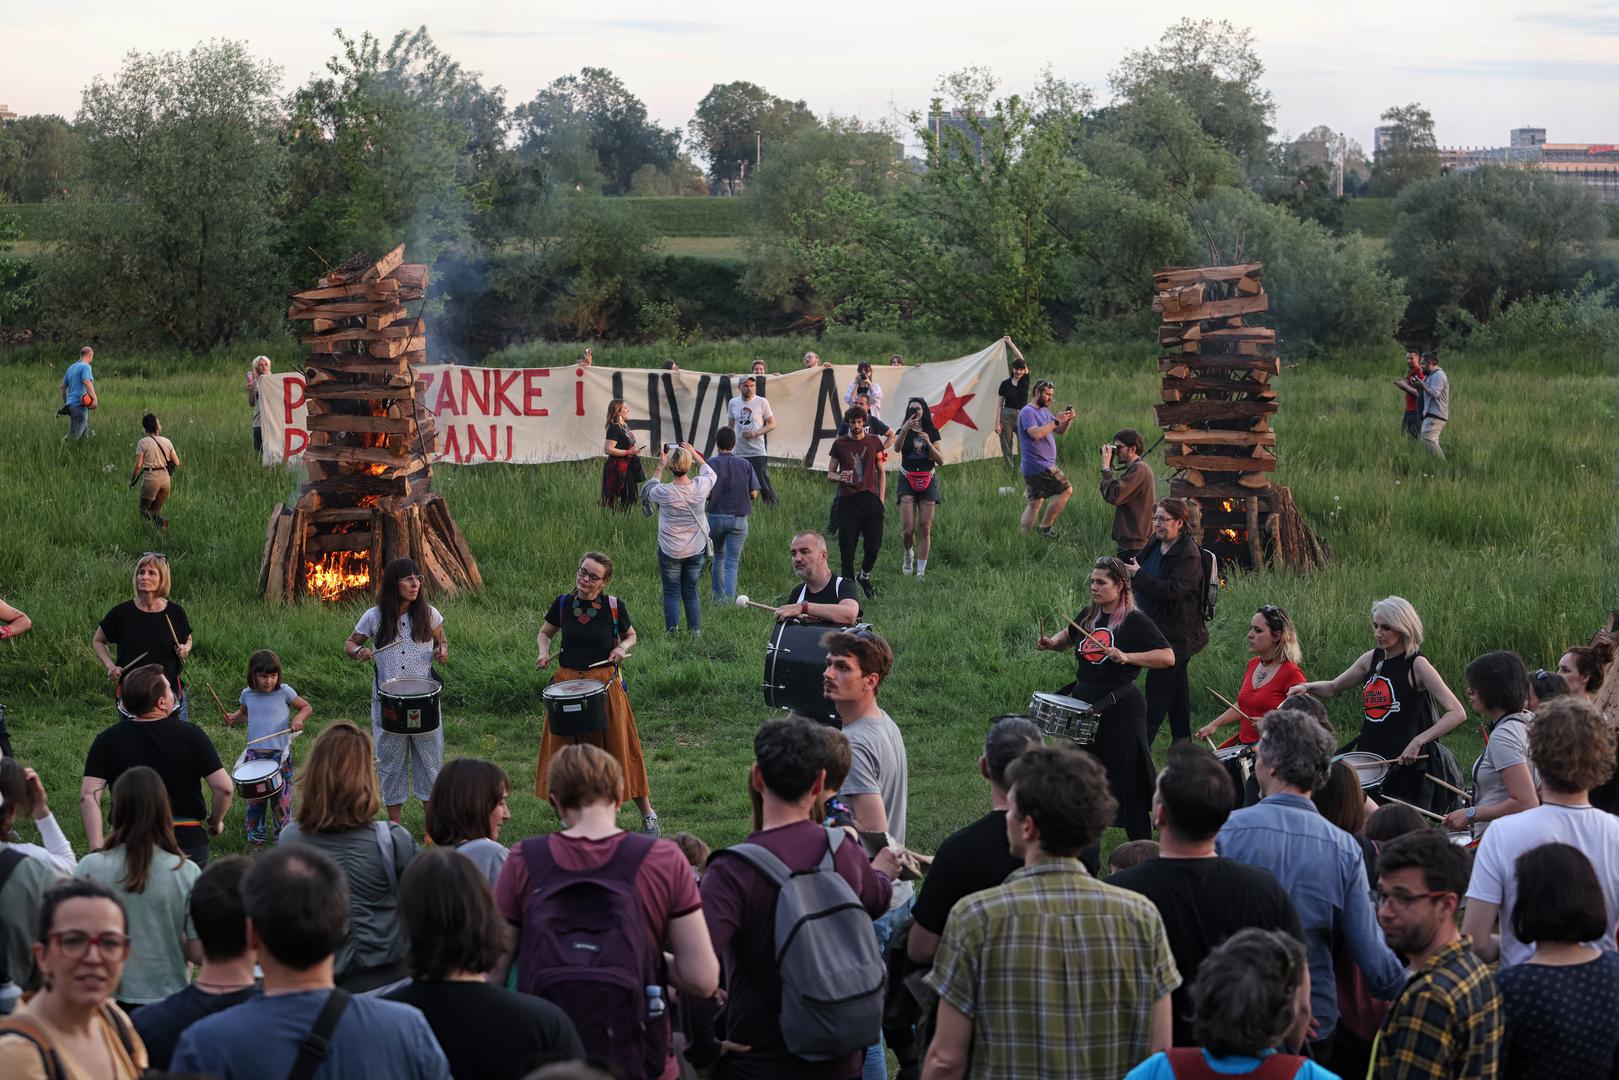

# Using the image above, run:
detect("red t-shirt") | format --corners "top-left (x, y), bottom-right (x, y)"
top-left (1404, 370), bottom-right (1424, 412)
top-left (829, 434), bottom-right (885, 499)
top-left (1234, 657), bottom-right (1307, 743)
top-left (699, 820), bottom-right (893, 1080)
top-left (494, 831), bottom-right (702, 1080)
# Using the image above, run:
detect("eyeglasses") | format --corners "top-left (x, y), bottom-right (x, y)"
top-left (1370, 888), bottom-right (1451, 911)
top-left (576, 569), bottom-right (605, 582)
top-left (49, 930), bottom-right (131, 961)
top-left (140, 552), bottom-right (168, 563)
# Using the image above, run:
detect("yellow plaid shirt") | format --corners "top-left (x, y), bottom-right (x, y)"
top-left (1373, 937), bottom-right (1502, 1079)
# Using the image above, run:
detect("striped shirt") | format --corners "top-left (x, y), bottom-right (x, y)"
top-left (926, 857), bottom-right (1180, 1079)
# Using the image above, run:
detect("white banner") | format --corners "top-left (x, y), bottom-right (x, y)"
top-left (260, 339), bottom-right (1010, 469)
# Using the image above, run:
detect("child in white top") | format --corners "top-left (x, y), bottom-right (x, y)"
top-left (224, 649), bottom-right (311, 848)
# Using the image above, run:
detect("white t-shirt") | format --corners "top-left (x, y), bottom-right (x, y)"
top-left (728, 395), bottom-right (774, 457)
top-left (1467, 802), bottom-right (1619, 966)
top-left (643, 462), bottom-right (717, 559)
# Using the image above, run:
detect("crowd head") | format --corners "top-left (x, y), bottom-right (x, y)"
top-left (1529, 697), bottom-right (1616, 795)
top-left (1255, 707), bottom-right (1334, 793)
top-left (397, 847), bottom-right (510, 981)
top-left (982, 716), bottom-right (1042, 791)
top-left (1190, 929), bottom-right (1310, 1059)
top-left (1374, 829), bottom-right (1469, 956)
top-left (245, 845), bottom-right (348, 971)
top-left (1558, 634), bottom-right (1615, 697)
top-left (1511, 843), bottom-right (1607, 947)
top-left (32, 878), bottom-right (130, 1013)
top-left (190, 856), bottom-right (252, 964)
top-left (1370, 596), bottom-right (1423, 655)
top-left (297, 721), bottom-right (383, 832)
top-left (426, 757), bottom-right (512, 847)
top-left (547, 743), bottom-right (625, 813)
top-left (1154, 742), bottom-right (1238, 842)
top-left (822, 629), bottom-right (893, 701)
top-left (1006, 745), bottom-right (1118, 858)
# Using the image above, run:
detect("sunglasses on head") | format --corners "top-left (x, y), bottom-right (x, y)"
top-left (141, 552), bottom-right (168, 563)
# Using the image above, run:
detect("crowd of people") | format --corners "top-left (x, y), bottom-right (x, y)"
top-left (8, 342), bottom-right (1613, 1080)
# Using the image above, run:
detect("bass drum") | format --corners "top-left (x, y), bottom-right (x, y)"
top-left (764, 621), bottom-right (872, 724)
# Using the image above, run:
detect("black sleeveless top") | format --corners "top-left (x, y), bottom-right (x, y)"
top-left (1358, 650), bottom-right (1431, 759)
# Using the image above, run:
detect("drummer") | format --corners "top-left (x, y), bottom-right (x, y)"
top-left (1035, 556), bottom-right (1174, 839)
top-left (92, 552), bottom-right (195, 722)
top-left (1286, 595), bottom-right (1465, 805)
top-left (1197, 604), bottom-right (1307, 749)
top-left (773, 531), bottom-right (861, 625)
top-left (535, 551), bottom-right (658, 836)
top-left (345, 557), bottom-right (448, 825)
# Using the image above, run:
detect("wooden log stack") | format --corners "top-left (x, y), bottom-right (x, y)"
top-left (1151, 263), bottom-right (1328, 571)
top-left (259, 245), bottom-right (483, 603)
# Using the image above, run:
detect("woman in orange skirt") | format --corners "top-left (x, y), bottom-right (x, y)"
top-left (535, 551), bottom-right (657, 834)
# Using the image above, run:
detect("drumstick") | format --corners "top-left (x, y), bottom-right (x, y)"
top-left (1061, 615), bottom-right (1110, 654)
top-left (164, 614), bottom-right (185, 662)
top-left (1423, 773), bottom-right (1472, 802)
top-left (586, 657), bottom-right (616, 669)
top-left (245, 727), bottom-right (294, 746)
top-left (205, 682), bottom-right (231, 720)
top-left (733, 595), bottom-right (779, 614)
top-left (1379, 794), bottom-right (1446, 823)
top-left (110, 652), bottom-right (149, 677)
top-left (1206, 687), bottom-right (1255, 722)
top-left (371, 636), bottom-right (409, 658)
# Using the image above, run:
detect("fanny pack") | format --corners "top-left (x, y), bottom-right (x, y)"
top-left (902, 469), bottom-right (934, 492)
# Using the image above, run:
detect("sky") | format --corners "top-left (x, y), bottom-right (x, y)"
top-left (5, 0), bottom-right (1617, 152)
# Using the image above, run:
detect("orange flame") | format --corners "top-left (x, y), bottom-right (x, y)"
top-left (1220, 499), bottom-right (1235, 512)
top-left (1220, 528), bottom-right (1242, 541)
top-left (305, 551), bottom-right (372, 602)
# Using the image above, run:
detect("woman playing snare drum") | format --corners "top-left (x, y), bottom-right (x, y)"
top-left (535, 551), bottom-right (657, 835)
top-left (1198, 605), bottom-right (1307, 747)
top-left (345, 557), bottom-right (447, 825)
top-left (1036, 556), bottom-right (1175, 839)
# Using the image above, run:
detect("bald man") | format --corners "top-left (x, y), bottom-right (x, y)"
top-left (773, 532), bottom-right (860, 626)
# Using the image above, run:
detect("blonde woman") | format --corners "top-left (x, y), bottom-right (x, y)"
top-left (1287, 596), bottom-right (1465, 804)
top-left (642, 442), bottom-right (715, 633)
top-left (92, 553), bottom-right (194, 724)
top-left (1198, 605), bottom-right (1307, 746)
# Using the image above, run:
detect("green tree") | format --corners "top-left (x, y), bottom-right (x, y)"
top-left (688, 82), bottom-right (818, 187)
top-left (0, 209), bottom-right (34, 328)
top-left (628, 156), bottom-right (709, 196)
top-left (0, 115), bottom-right (83, 203)
top-left (285, 27), bottom-right (505, 280)
top-left (38, 40), bottom-right (286, 348)
top-left (1387, 167), bottom-right (1612, 338)
top-left (1370, 103), bottom-right (1439, 196)
top-left (1111, 19), bottom-right (1275, 171)
top-left (546, 196), bottom-right (661, 336)
top-left (514, 68), bottom-right (679, 195)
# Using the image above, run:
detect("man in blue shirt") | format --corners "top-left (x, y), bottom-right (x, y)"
top-left (172, 845), bottom-right (449, 1079)
top-left (1216, 707), bottom-right (1404, 1060)
top-left (705, 426), bottom-right (759, 600)
top-left (61, 346), bottom-right (97, 440)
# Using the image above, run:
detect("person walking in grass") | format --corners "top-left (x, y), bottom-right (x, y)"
top-left (60, 346), bottom-right (97, 440)
top-left (1413, 352), bottom-right (1449, 458)
top-left (1017, 380), bottom-right (1076, 538)
top-left (995, 341), bottom-right (1029, 472)
top-left (130, 414), bottom-right (180, 532)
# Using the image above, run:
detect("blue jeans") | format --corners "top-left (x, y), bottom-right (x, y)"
top-left (706, 513), bottom-right (749, 598)
top-left (66, 403), bottom-right (90, 439)
top-left (658, 549), bottom-right (705, 632)
top-left (863, 892), bottom-right (916, 1080)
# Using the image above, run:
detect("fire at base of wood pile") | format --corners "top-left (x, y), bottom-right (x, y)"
top-left (1152, 263), bottom-right (1328, 571)
top-left (258, 245), bottom-right (483, 603)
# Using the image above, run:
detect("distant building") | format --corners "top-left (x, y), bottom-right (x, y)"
top-left (0, 104), bottom-right (17, 126)
top-left (928, 109), bottom-right (994, 163)
top-left (1373, 125), bottom-right (1398, 153)
top-left (1510, 127), bottom-right (1546, 149)
top-left (1434, 129), bottom-right (1619, 202)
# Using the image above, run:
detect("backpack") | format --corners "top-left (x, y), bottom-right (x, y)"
top-left (725, 827), bottom-right (886, 1061)
top-left (1197, 546), bottom-right (1220, 622)
top-left (516, 832), bottom-right (667, 1080)
top-left (0, 848), bottom-right (25, 987)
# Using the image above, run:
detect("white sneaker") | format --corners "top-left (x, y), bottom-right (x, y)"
top-left (902, 549), bottom-right (915, 575)
top-left (916, 559), bottom-right (928, 578)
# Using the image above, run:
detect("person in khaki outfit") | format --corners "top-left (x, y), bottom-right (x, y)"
top-left (130, 414), bottom-right (179, 532)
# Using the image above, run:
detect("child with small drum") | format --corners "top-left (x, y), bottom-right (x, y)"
top-left (223, 649), bottom-right (311, 849)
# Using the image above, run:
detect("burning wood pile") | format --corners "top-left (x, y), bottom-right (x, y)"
top-left (1151, 263), bottom-right (1328, 571)
top-left (258, 245), bottom-right (483, 603)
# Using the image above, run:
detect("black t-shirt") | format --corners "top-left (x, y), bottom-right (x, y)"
top-left (910, 810), bottom-right (1021, 935)
top-left (837, 417), bottom-right (891, 438)
top-left (780, 577), bottom-right (862, 623)
top-left (134, 984), bottom-right (260, 1069)
top-left (100, 599), bottom-right (193, 688)
top-left (607, 423), bottom-right (634, 452)
top-left (898, 430), bottom-right (939, 474)
top-left (543, 593), bottom-right (633, 670)
top-left (1109, 856), bottom-right (1304, 1047)
top-left (83, 716), bottom-right (225, 823)
top-left (997, 376), bottom-right (1028, 410)
top-left (1069, 609), bottom-right (1170, 692)
top-left (384, 979), bottom-right (585, 1080)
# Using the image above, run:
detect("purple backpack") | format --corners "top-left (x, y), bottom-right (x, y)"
top-left (517, 833), bottom-right (668, 1080)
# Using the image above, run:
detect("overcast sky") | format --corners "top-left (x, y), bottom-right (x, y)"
top-left (5, 1), bottom-right (1616, 151)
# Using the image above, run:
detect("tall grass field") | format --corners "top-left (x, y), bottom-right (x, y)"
top-left (0, 337), bottom-right (1614, 862)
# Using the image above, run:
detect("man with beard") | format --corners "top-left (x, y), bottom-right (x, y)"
top-left (1018, 380), bottom-right (1076, 538)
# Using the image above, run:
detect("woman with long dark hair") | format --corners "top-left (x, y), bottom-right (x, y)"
top-left (600, 398), bottom-right (644, 509)
top-left (425, 758), bottom-right (512, 886)
top-left (1128, 497), bottom-right (1210, 744)
top-left (0, 879), bottom-right (149, 1078)
top-left (280, 722), bottom-right (416, 993)
top-left (1036, 556), bottom-right (1175, 838)
top-left (73, 767), bottom-right (201, 1009)
top-left (895, 396), bottom-right (943, 579)
top-left (345, 557), bottom-right (448, 824)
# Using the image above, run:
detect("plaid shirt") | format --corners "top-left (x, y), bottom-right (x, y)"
top-left (1374, 937), bottom-right (1502, 1079)
top-left (925, 857), bottom-right (1179, 1079)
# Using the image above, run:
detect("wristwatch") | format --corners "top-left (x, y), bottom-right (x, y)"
top-left (1465, 807), bottom-right (1476, 821)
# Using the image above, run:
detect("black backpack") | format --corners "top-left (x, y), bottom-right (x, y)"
top-left (1197, 546), bottom-right (1220, 622)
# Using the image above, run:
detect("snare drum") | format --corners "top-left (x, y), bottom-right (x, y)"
top-left (1028, 692), bottom-right (1100, 745)
top-left (377, 678), bottom-right (443, 734)
top-left (544, 678), bottom-right (609, 737)
top-left (231, 756), bottom-right (284, 802)
top-left (1335, 751), bottom-right (1389, 792)
top-left (765, 622), bottom-right (872, 723)
top-left (1446, 830), bottom-right (1479, 849)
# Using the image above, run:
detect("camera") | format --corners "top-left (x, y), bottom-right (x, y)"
top-left (856, 381), bottom-right (871, 396)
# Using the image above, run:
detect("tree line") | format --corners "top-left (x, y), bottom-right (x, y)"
top-left (0, 21), bottom-right (1614, 354)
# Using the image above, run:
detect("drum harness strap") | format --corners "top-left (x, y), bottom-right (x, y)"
top-left (559, 594), bottom-right (624, 684)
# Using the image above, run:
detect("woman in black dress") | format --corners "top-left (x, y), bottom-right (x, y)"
top-left (1287, 595), bottom-right (1464, 804)
top-left (1037, 556), bottom-right (1175, 838)
top-left (600, 398), bottom-right (643, 509)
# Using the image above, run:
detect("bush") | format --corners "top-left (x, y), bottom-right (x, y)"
top-left (1194, 188), bottom-right (1405, 354)
top-left (1440, 278), bottom-right (1619, 359)
top-left (1341, 197), bottom-right (1395, 238)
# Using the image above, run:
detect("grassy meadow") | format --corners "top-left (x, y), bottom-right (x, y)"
top-left (0, 337), bottom-right (1614, 865)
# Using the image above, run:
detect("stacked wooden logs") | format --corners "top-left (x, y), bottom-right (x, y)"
top-left (1151, 263), bottom-right (1328, 571)
top-left (258, 245), bottom-right (483, 603)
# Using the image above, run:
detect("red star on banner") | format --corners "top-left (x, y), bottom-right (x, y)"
top-left (929, 382), bottom-right (978, 430)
